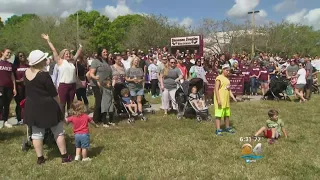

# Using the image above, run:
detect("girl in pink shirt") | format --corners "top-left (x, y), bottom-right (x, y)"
top-left (66, 101), bottom-right (98, 161)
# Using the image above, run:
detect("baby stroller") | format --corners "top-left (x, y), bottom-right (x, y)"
top-left (263, 75), bottom-right (290, 101)
top-left (20, 99), bottom-right (55, 152)
top-left (113, 83), bottom-right (155, 123)
top-left (175, 78), bottom-right (212, 122)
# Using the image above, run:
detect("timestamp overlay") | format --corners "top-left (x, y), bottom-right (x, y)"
top-left (239, 136), bottom-right (261, 142)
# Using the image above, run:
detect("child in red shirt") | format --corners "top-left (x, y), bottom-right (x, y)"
top-left (66, 101), bottom-right (98, 161)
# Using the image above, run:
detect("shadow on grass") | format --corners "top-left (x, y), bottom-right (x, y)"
top-left (0, 129), bottom-right (24, 141)
top-left (45, 134), bottom-right (104, 160)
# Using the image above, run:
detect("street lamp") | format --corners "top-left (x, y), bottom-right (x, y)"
top-left (248, 10), bottom-right (260, 59)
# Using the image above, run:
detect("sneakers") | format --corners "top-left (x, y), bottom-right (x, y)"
top-left (75, 155), bottom-right (81, 161)
top-left (75, 156), bottom-right (91, 161)
top-left (215, 127), bottom-right (235, 136)
top-left (132, 112), bottom-right (138, 116)
top-left (4, 121), bottom-right (13, 128)
top-left (102, 124), bottom-right (110, 128)
top-left (62, 155), bottom-right (72, 164)
top-left (225, 127), bottom-right (235, 134)
top-left (109, 122), bottom-right (116, 126)
top-left (37, 156), bottom-right (45, 165)
top-left (216, 129), bottom-right (223, 136)
top-left (151, 95), bottom-right (156, 99)
top-left (82, 157), bottom-right (91, 161)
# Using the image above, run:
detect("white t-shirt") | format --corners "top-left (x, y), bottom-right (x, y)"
top-left (297, 68), bottom-right (306, 85)
top-left (58, 59), bottom-right (77, 84)
top-left (121, 58), bottom-right (132, 70)
top-left (87, 58), bottom-right (94, 66)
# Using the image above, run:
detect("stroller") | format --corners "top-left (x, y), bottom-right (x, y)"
top-left (113, 83), bottom-right (155, 123)
top-left (20, 99), bottom-right (55, 151)
top-left (175, 78), bottom-right (212, 122)
top-left (263, 75), bottom-right (290, 101)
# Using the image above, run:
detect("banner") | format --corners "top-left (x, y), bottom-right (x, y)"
top-left (171, 36), bottom-right (200, 47)
top-left (206, 73), bottom-right (244, 96)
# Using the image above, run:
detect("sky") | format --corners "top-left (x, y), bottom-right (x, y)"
top-left (0, 0), bottom-right (320, 29)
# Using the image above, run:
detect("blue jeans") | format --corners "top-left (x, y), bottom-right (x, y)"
top-left (75, 134), bottom-right (90, 149)
top-left (250, 78), bottom-right (258, 94)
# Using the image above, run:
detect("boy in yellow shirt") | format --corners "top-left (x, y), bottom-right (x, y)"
top-left (214, 64), bottom-right (237, 136)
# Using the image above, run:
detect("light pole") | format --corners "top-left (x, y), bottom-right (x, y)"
top-left (77, 11), bottom-right (79, 46)
top-left (248, 10), bottom-right (260, 59)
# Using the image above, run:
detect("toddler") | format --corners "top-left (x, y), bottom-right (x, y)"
top-left (121, 88), bottom-right (138, 116)
top-left (101, 79), bottom-right (115, 127)
top-left (253, 109), bottom-right (288, 145)
top-left (313, 74), bottom-right (318, 86)
top-left (66, 101), bottom-right (98, 161)
top-left (189, 86), bottom-right (207, 110)
top-left (290, 71), bottom-right (297, 87)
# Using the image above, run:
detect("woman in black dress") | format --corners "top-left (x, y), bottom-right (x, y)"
top-left (24, 50), bottom-right (72, 164)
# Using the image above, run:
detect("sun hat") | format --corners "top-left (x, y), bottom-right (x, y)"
top-left (28, 50), bottom-right (49, 66)
top-left (222, 64), bottom-right (230, 69)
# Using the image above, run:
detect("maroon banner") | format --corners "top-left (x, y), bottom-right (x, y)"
top-left (206, 73), bottom-right (244, 96)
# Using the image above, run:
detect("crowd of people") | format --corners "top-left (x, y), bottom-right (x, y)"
top-left (0, 33), bottom-right (318, 164)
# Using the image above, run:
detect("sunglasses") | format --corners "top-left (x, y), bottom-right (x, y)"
top-left (170, 62), bottom-right (176, 64)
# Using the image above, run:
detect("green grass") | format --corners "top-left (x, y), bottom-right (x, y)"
top-left (1, 95), bottom-right (320, 179)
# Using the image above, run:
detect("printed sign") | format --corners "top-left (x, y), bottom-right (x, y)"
top-left (171, 36), bottom-right (200, 47)
top-left (205, 73), bottom-right (244, 96)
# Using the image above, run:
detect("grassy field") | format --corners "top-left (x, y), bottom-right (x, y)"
top-left (1, 94), bottom-right (320, 180)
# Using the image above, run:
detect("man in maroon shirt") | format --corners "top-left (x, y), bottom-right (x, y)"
top-left (240, 63), bottom-right (251, 98)
top-left (249, 61), bottom-right (261, 96)
top-left (0, 49), bottom-right (17, 128)
top-left (259, 64), bottom-right (270, 96)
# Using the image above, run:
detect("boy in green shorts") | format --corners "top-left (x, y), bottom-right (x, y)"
top-left (214, 64), bottom-right (237, 136)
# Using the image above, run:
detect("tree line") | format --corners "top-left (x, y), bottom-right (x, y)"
top-left (0, 11), bottom-right (319, 56)
top-left (0, 11), bottom-right (190, 54)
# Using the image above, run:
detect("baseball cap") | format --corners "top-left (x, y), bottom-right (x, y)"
top-left (222, 64), bottom-right (230, 69)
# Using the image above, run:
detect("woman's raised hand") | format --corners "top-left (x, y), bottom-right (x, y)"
top-left (41, 34), bottom-right (49, 41)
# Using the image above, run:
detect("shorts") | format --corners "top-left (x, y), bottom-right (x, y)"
top-left (130, 88), bottom-right (144, 96)
top-left (31, 121), bottom-right (65, 140)
top-left (296, 84), bottom-right (305, 89)
top-left (305, 79), bottom-right (313, 90)
top-left (264, 129), bottom-right (280, 139)
top-left (75, 134), bottom-right (90, 149)
top-left (260, 80), bottom-right (268, 84)
top-left (215, 107), bottom-right (230, 118)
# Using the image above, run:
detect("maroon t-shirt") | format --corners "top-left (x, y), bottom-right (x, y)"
top-left (241, 67), bottom-right (250, 82)
top-left (249, 66), bottom-right (260, 77)
top-left (0, 60), bottom-right (13, 88)
top-left (14, 64), bottom-right (29, 88)
top-left (259, 68), bottom-right (269, 81)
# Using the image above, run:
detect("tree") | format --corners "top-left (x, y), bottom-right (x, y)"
top-left (90, 15), bottom-right (112, 50)
top-left (108, 14), bottom-right (145, 51)
top-left (198, 18), bottom-right (248, 54)
top-left (6, 14), bottom-right (39, 26)
top-left (0, 17), bottom-right (4, 29)
top-left (123, 15), bottom-right (190, 51)
top-left (68, 10), bottom-right (100, 29)
top-left (0, 16), bottom-right (90, 53)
